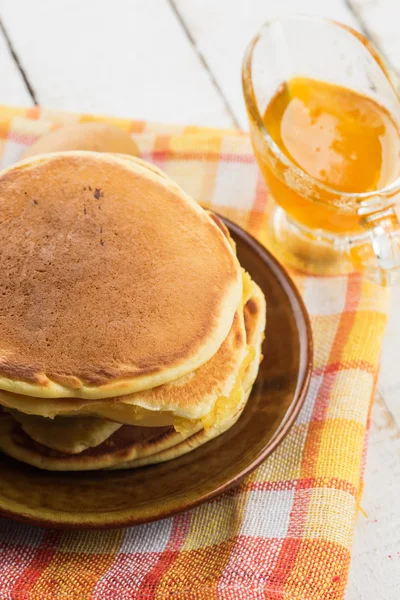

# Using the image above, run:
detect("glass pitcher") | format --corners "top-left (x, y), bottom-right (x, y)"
top-left (242, 16), bottom-right (400, 285)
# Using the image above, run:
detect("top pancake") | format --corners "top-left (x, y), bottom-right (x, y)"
top-left (0, 152), bottom-right (242, 399)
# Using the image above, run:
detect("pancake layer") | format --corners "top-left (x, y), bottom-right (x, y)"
top-left (113, 280), bottom-right (266, 469)
top-left (0, 152), bottom-right (242, 399)
top-left (0, 281), bottom-right (266, 471)
top-left (0, 295), bottom-right (247, 423)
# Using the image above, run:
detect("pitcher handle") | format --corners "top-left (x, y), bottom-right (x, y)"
top-left (349, 207), bottom-right (400, 286)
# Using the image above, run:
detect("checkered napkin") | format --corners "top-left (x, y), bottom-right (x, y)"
top-left (0, 106), bottom-right (390, 599)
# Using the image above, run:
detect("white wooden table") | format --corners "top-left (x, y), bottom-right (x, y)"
top-left (1, 1), bottom-right (399, 597)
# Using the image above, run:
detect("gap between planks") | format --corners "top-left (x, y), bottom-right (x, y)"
top-left (0, 18), bottom-right (37, 104)
top-left (166, 0), bottom-right (240, 128)
top-left (345, 0), bottom-right (397, 73)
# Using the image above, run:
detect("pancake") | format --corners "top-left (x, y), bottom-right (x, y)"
top-left (0, 414), bottom-right (197, 471)
top-left (20, 123), bottom-right (140, 159)
top-left (0, 294), bottom-right (248, 424)
top-left (0, 152), bottom-right (242, 399)
top-left (112, 280), bottom-right (266, 469)
top-left (6, 411), bottom-right (122, 454)
top-left (0, 282), bottom-right (266, 471)
top-left (0, 216), bottom-right (248, 425)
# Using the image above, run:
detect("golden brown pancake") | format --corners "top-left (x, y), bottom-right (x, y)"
top-left (112, 280), bottom-right (266, 469)
top-left (0, 152), bottom-right (242, 399)
top-left (0, 298), bottom-right (247, 424)
top-left (0, 282), bottom-right (266, 471)
top-left (20, 123), bottom-right (139, 159)
top-left (0, 213), bottom-right (247, 424)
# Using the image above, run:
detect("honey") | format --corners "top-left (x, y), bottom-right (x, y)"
top-left (257, 77), bottom-right (400, 233)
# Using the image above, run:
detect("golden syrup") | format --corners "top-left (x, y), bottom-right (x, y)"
top-left (258, 77), bottom-right (400, 232)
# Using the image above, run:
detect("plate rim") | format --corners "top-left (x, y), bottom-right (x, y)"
top-left (0, 217), bottom-right (313, 529)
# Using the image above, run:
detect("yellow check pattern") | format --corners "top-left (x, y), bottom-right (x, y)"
top-left (0, 105), bottom-right (390, 599)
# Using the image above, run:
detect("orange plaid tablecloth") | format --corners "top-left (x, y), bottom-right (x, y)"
top-left (0, 106), bottom-right (390, 600)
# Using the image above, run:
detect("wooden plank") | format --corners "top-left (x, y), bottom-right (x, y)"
top-left (172, 0), bottom-right (360, 128)
top-left (345, 394), bottom-right (400, 600)
top-left (0, 0), bottom-right (234, 127)
top-left (349, 0), bottom-right (400, 73)
top-left (346, 291), bottom-right (400, 598)
top-left (0, 24), bottom-right (32, 106)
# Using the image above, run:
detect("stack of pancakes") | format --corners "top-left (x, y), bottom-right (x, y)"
top-left (0, 152), bottom-right (266, 471)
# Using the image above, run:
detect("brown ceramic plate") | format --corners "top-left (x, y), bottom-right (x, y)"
top-left (0, 218), bottom-right (312, 529)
